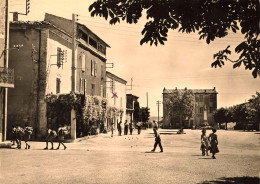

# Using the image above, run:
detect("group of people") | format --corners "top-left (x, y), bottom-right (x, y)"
top-left (201, 128), bottom-right (219, 159)
top-left (44, 125), bottom-right (67, 150)
top-left (117, 120), bottom-right (136, 136)
top-left (11, 124), bottom-right (33, 149)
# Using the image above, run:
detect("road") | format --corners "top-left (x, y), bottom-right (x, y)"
top-left (0, 129), bottom-right (259, 184)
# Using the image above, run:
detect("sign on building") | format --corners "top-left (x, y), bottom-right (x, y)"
top-left (0, 67), bottom-right (14, 88)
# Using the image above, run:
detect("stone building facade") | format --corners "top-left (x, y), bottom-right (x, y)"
top-left (7, 13), bottom-right (110, 139)
top-left (162, 88), bottom-right (218, 128)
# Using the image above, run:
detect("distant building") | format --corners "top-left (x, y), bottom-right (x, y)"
top-left (162, 87), bottom-right (218, 128)
top-left (126, 94), bottom-right (139, 125)
top-left (106, 71), bottom-right (127, 132)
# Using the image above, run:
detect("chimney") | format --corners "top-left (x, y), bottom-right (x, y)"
top-left (213, 87), bottom-right (216, 91)
top-left (185, 87), bottom-right (187, 90)
top-left (13, 12), bottom-right (19, 21)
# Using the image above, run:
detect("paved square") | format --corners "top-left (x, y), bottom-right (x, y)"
top-left (0, 129), bottom-right (259, 184)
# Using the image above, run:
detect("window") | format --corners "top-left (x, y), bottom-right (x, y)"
top-left (91, 60), bottom-right (94, 76)
top-left (79, 78), bottom-right (85, 93)
top-left (199, 107), bottom-right (203, 113)
top-left (81, 54), bottom-right (85, 72)
top-left (210, 107), bottom-right (215, 113)
top-left (210, 94), bottom-right (215, 101)
top-left (79, 30), bottom-right (88, 43)
top-left (110, 80), bottom-right (115, 93)
top-left (56, 78), bottom-right (61, 94)
top-left (89, 37), bottom-right (97, 49)
top-left (91, 84), bottom-right (95, 96)
top-left (120, 97), bottom-right (122, 107)
top-left (101, 85), bottom-right (103, 97)
top-left (94, 61), bottom-right (97, 77)
top-left (199, 95), bottom-right (203, 102)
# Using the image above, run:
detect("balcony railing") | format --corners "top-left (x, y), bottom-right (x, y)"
top-left (0, 67), bottom-right (14, 88)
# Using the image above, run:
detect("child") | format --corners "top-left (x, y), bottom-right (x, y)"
top-left (201, 128), bottom-right (209, 156)
top-left (56, 125), bottom-right (67, 150)
top-left (24, 124), bottom-right (33, 149)
top-left (44, 128), bottom-right (57, 150)
top-left (151, 128), bottom-right (163, 152)
top-left (11, 125), bottom-right (17, 146)
top-left (16, 125), bottom-right (24, 149)
top-left (209, 128), bottom-right (219, 159)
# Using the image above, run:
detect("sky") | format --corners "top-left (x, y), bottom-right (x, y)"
top-left (9, 0), bottom-right (260, 117)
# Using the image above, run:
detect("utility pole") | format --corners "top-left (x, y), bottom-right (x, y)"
top-left (156, 100), bottom-right (161, 123)
top-left (71, 13), bottom-right (76, 92)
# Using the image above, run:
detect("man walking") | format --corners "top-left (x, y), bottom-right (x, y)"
top-left (151, 128), bottom-right (163, 152)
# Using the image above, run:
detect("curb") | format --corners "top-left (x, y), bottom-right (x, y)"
top-left (0, 142), bottom-right (12, 148)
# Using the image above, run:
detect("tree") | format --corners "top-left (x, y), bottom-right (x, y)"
top-left (89, 0), bottom-right (259, 78)
top-left (213, 107), bottom-right (228, 129)
top-left (165, 89), bottom-right (194, 131)
top-left (232, 103), bottom-right (249, 130)
top-left (141, 107), bottom-right (150, 122)
top-left (248, 92), bottom-right (260, 130)
top-left (133, 101), bottom-right (141, 122)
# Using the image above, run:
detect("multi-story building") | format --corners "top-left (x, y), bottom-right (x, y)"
top-left (162, 87), bottom-right (218, 128)
top-left (106, 71), bottom-right (127, 131)
top-left (126, 94), bottom-right (139, 125)
top-left (7, 13), bottom-right (110, 139)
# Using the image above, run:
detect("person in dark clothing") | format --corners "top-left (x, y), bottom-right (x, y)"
top-left (124, 120), bottom-right (129, 135)
top-left (24, 124), bottom-right (33, 149)
top-left (129, 121), bottom-right (134, 135)
top-left (137, 122), bottom-right (142, 135)
top-left (11, 125), bottom-right (16, 146)
top-left (208, 128), bottom-right (219, 159)
top-left (151, 128), bottom-right (163, 152)
top-left (118, 121), bottom-right (122, 136)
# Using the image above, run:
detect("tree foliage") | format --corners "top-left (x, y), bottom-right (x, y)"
top-left (164, 89), bottom-right (194, 127)
top-left (89, 0), bottom-right (259, 78)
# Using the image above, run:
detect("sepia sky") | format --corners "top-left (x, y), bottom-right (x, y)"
top-left (9, 0), bottom-right (260, 117)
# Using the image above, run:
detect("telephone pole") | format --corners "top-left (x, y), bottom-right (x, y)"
top-left (156, 100), bottom-right (161, 123)
top-left (71, 13), bottom-right (77, 92)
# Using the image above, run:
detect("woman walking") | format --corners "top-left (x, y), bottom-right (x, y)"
top-left (208, 128), bottom-right (219, 159)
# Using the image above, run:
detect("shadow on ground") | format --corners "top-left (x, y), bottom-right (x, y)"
top-left (197, 176), bottom-right (259, 184)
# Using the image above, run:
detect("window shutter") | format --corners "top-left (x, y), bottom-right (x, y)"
top-left (57, 47), bottom-right (62, 68)
top-left (81, 55), bottom-right (85, 72)
top-left (94, 61), bottom-right (97, 77)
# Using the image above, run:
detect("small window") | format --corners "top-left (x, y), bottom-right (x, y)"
top-left (210, 107), bottom-right (215, 113)
top-left (120, 97), bottom-right (122, 107)
top-left (91, 84), bottom-right (95, 96)
top-left (56, 78), bottom-right (61, 94)
top-left (199, 107), bottom-right (203, 113)
top-left (199, 95), bottom-right (203, 102)
top-left (91, 60), bottom-right (94, 76)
